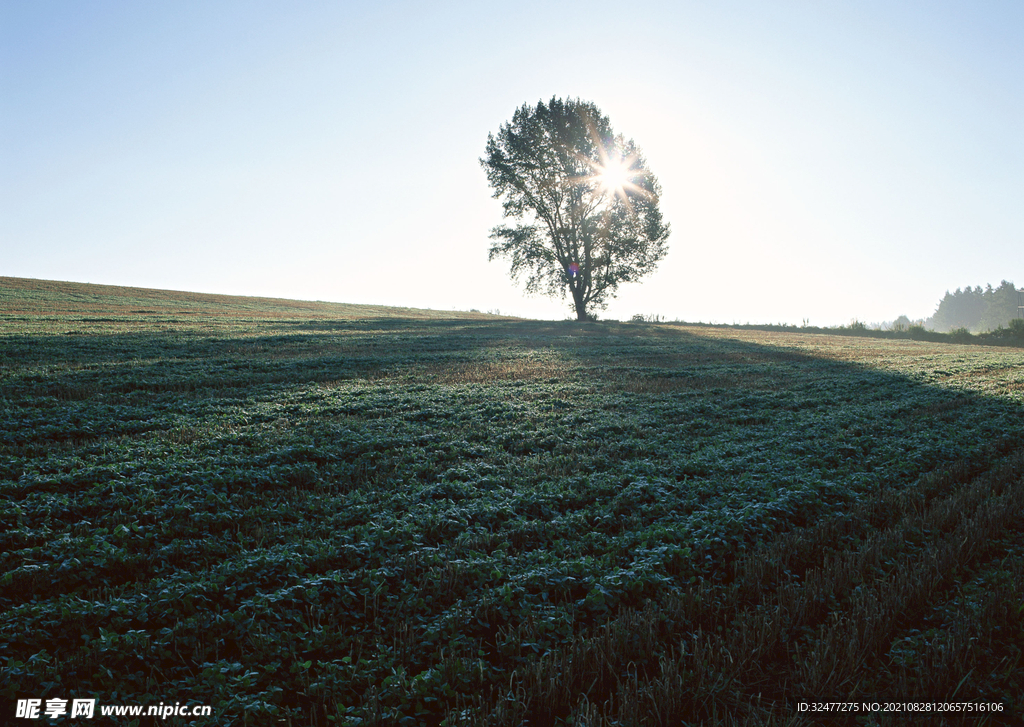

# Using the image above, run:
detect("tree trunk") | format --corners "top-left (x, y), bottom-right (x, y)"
top-left (573, 290), bottom-right (588, 321)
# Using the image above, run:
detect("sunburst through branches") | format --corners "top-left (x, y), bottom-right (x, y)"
top-left (576, 119), bottom-right (652, 213)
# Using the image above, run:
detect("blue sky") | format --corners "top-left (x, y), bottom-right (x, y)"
top-left (2, 1), bottom-right (1021, 325)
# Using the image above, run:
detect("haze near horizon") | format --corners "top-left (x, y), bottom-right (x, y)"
top-left (2, 1), bottom-right (1021, 326)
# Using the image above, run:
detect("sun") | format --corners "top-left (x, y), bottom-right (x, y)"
top-left (570, 126), bottom-right (654, 212)
top-left (597, 157), bottom-right (633, 195)
top-left (590, 151), bottom-right (651, 214)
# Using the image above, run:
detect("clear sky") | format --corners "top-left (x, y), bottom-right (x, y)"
top-left (3, 1), bottom-right (1021, 325)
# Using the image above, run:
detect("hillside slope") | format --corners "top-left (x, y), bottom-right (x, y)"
top-left (0, 276), bottom-right (503, 326)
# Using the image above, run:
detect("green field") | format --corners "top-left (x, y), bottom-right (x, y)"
top-left (2, 278), bottom-right (1023, 725)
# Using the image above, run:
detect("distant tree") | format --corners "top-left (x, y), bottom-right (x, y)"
top-left (928, 286), bottom-right (986, 332)
top-left (928, 281), bottom-right (1020, 332)
top-left (978, 280), bottom-right (1020, 332)
top-left (481, 97), bottom-right (670, 321)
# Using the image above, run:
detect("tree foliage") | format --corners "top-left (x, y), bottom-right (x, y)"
top-left (482, 97), bottom-right (670, 321)
top-left (927, 280), bottom-right (1020, 333)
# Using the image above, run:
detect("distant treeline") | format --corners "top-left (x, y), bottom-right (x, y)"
top-left (641, 283), bottom-right (1024, 348)
top-left (664, 318), bottom-right (1024, 347)
top-left (926, 280), bottom-right (1021, 333)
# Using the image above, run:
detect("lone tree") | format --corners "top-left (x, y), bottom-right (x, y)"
top-left (482, 97), bottom-right (670, 321)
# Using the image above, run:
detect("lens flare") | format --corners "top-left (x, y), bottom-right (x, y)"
top-left (597, 156), bottom-right (634, 195)
top-left (568, 113), bottom-right (654, 214)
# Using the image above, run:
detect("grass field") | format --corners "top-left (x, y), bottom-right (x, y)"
top-left (2, 278), bottom-right (1023, 725)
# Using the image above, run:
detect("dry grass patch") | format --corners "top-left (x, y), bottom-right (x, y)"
top-left (420, 357), bottom-right (571, 384)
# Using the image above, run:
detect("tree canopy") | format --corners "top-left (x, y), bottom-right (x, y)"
top-left (927, 280), bottom-right (1020, 333)
top-left (481, 97), bottom-right (670, 321)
